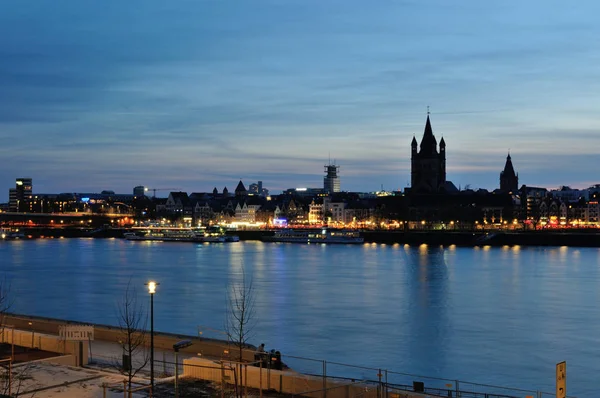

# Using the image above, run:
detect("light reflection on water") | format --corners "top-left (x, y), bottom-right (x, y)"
top-left (1, 239), bottom-right (600, 396)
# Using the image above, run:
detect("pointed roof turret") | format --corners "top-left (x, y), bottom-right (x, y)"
top-left (235, 180), bottom-right (247, 196)
top-left (439, 136), bottom-right (446, 147)
top-left (419, 115), bottom-right (438, 155)
top-left (411, 135), bottom-right (418, 147)
top-left (502, 153), bottom-right (516, 177)
top-left (500, 152), bottom-right (518, 192)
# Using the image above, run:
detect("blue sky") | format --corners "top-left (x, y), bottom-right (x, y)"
top-left (1, 0), bottom-right (599, 199)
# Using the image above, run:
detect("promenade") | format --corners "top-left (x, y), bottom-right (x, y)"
top-left (1, 313), bottom-right (442, 398)
top-left (1, 313), bottom-right (570, 398)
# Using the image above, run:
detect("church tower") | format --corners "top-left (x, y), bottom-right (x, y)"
top-left (410, 115), bottom-right (446, 193)
top-left (500, 153), bottom-right (518, 193)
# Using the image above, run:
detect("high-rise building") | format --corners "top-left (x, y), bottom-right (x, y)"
top-left (249, 181), bottom-right (268, 197)
top-left (410, 115), bottom-right (446, 193)
top-left (10, 178), bottom-right (32, 212)
top-left (133, 186), bottom-right (146, 197)
top-left (324, 164), bottom-right (340, 193)
top-left (8, 189), bottom-right (17, 212)
top-left (499, 154), bottom-right (518, 193)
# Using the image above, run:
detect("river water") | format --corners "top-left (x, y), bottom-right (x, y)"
top-left (1, 239), bottom-right (599, 396)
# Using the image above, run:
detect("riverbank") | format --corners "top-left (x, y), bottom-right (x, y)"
top-left (5, 227), bottom-right (600, 247)
top-left (245, 229), bottom-right (600, 247)
top-left (361, 230), bottom-right (600, 247)
top-left (4, 313), bottom-right (552, 398)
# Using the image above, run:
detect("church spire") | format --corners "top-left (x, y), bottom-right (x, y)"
top-left (419, 114), bottom-right (437, 155)
top-left (502, 153), bottom-right (516, 177)
top-left (500, 152), bottom-right (518, 192)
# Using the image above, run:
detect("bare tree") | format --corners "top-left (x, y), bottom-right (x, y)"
top-left (0, 278), bottom-right (26, 397)
top-left (1, 361), bottom-right (36, 397)
top-left (0, 278), bottom-right (11, 333)
top-left (224, 266), bottom-right (257, 398)
top-left (116, 281), bottom-right (149, 396)
top-left (225, 267), bottom-right (256, 362)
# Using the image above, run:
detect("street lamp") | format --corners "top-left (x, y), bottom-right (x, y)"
top-left (145, 281), bottom-right (159, 392)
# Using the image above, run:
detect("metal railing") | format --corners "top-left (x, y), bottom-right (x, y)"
top-left (89, 350), bottom-right (576, 398)
top-left (280, 354), bottom-right (576, 398)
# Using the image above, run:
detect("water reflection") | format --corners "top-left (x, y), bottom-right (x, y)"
top-left (405, 244), bottom-right (450, 376)
top-left (1, 240), bottom-right (600, 396)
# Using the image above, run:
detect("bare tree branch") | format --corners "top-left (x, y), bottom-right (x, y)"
top-left (0, 277), bottom-right (15, 396)
top-left (1, 361), bottom-right (35, 396)
top-left (224, 266), bottom-right (257, 398)
top-left (0, 278), bottom-right (13, 334)
top-left (225, 266), bottom-right (256, 362)
top-left (115, 280), bottom-right (149, 395)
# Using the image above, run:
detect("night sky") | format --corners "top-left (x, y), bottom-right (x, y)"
top-left (1, 0), bottom-right (599, 199)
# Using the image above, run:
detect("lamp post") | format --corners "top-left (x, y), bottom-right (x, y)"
top-left (146, 281), bottom-right (159, 392)
top-left (28, 322), bottom-right (34, 349)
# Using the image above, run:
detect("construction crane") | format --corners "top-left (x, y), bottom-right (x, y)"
top-left (145, 188), bottom-right (181, 198)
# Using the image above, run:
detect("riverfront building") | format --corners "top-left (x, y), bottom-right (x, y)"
top-left (324, 163), bottom-right (340, 193)
top-left (9, 177), bottom-right (33, 212)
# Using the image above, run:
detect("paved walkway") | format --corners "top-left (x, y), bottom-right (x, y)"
top-left (89, 338), bottom-right (209, 365)
top-left (6, 328), bottom-right (227, 397)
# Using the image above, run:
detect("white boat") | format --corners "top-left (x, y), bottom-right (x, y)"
top-left (124, 228), bottom-right (224, 243)
top-left (0, 228), bottom-right (26, 240)
top-left (205, 226), bottom-right (239, 242)
top-left (263, 228), bottom-right (364, 244)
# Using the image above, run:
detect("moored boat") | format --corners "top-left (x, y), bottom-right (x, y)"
top-left (0, 228), bottom-right (26, 240)
top-left (124, 228), bottom-right (224, 243)
top-left (205, 226), bottom-right (240, 242)
top-left (262, 228), bottom-right (363, 244)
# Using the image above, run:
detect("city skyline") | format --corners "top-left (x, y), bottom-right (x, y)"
top-left (1, 0), bottom-right (600, 200)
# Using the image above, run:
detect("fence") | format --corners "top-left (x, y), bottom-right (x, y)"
top-left (279, 354), bottom-right (574, 398)
top-left (89, 348), bottom-right (575, 398)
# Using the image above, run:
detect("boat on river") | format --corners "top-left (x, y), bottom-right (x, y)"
top-left (124, 228), bottom-right (225, 243)
top-left (0, 228), bottom-right (26, 240)
top-left (206, 226), bottom-right (240, 242)
top-left (263, 228), bottom-right (364, 244)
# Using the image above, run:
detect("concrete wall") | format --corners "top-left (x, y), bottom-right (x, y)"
top-left (30, 355), bottom-right (77, 367)
top-left (3, 314), bottom-right (255, 361)
top-left (0, 327), bottom-right (88, 366)
top-left (182, 358), bottom-right (428, 398)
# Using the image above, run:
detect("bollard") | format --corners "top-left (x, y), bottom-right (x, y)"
top-left (385, 369), bottom-right (389, 398)
top-left (259, 359), bottom-right (263, 398)
top-left (174, 351), bottom-right (179, 398)
top-left (8, 361), bottom-right (12, 396)
top-left (322, 360), bottom-right (327, 398)
top-left (245, 364), bottom-right (248, 398)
